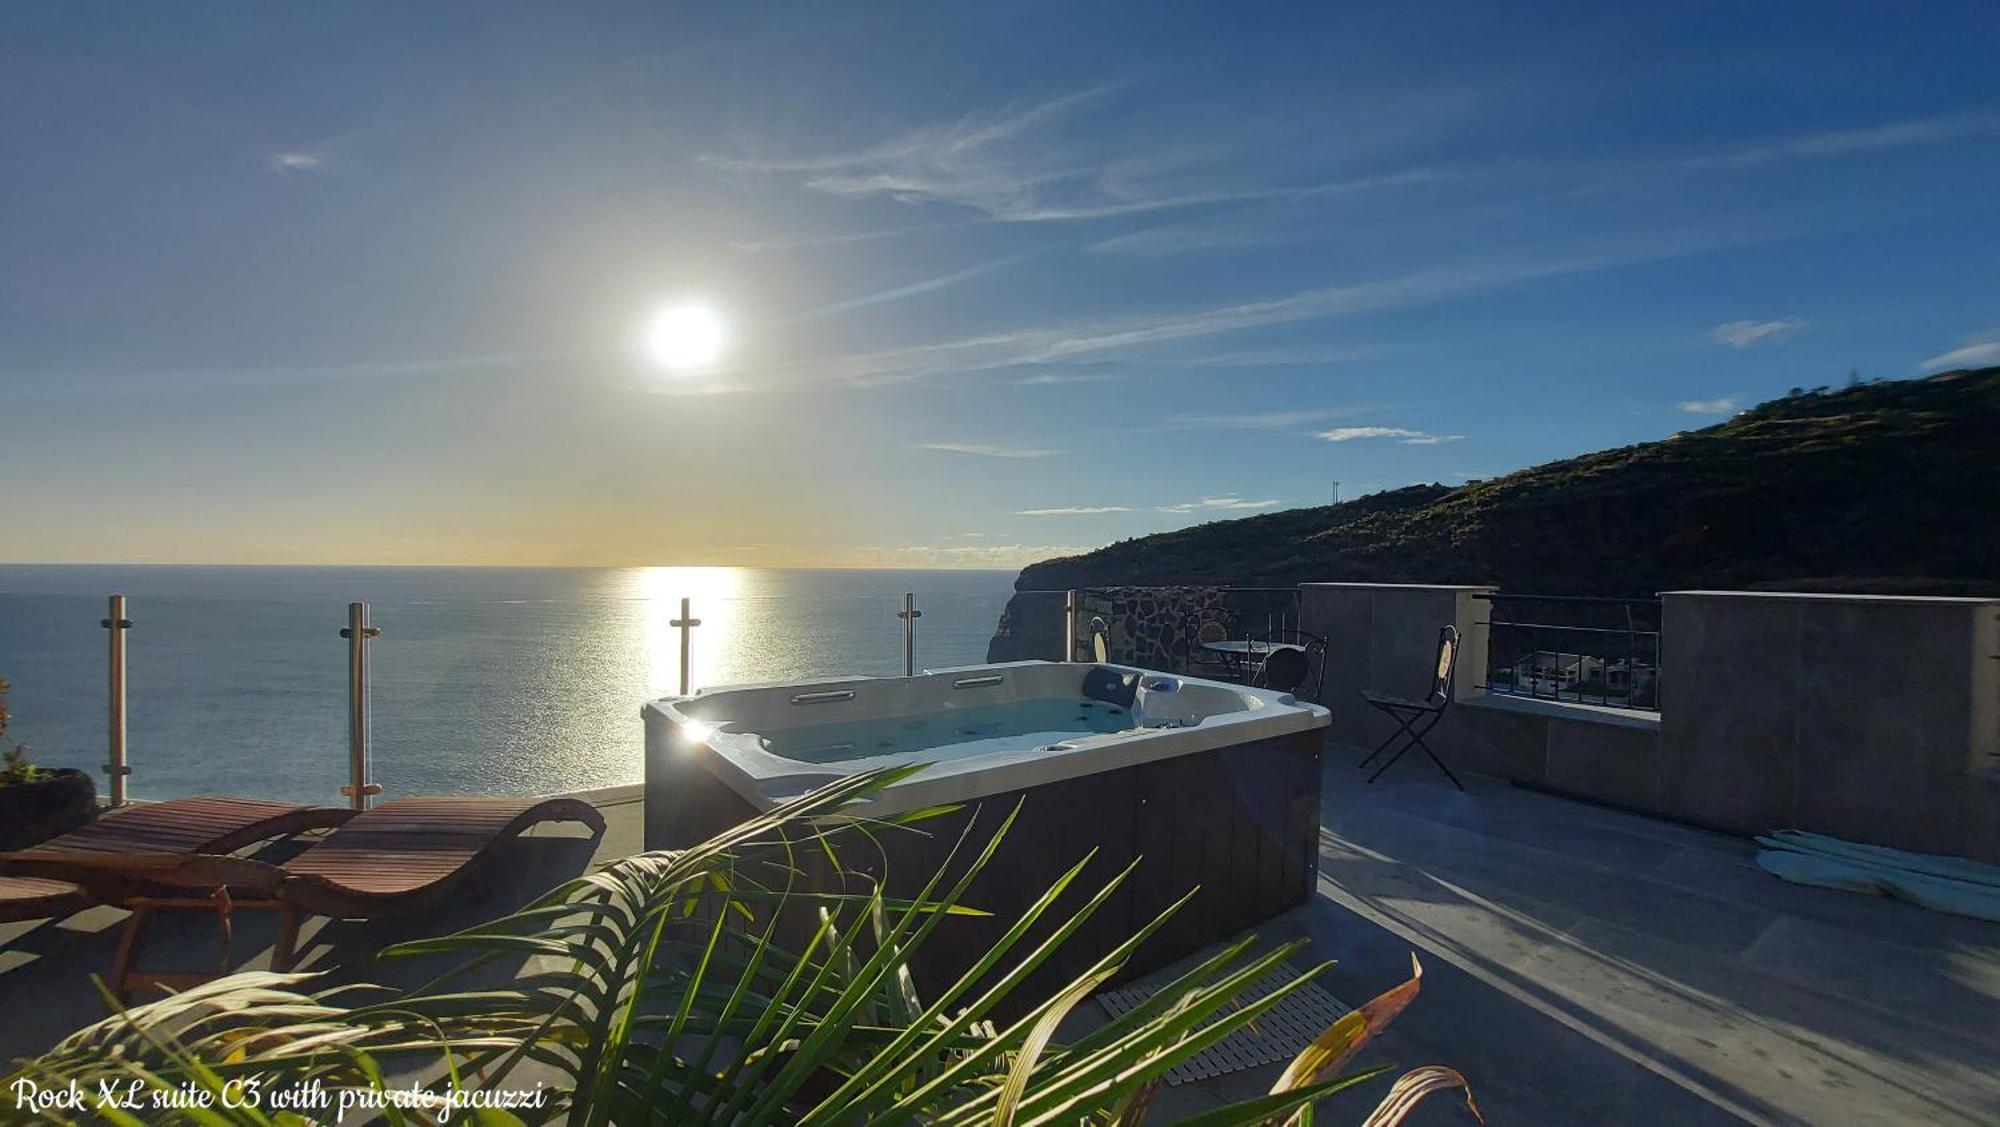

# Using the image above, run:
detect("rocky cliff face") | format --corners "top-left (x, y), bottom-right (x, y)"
top-left (987, 368), bottom-right (2000, 658)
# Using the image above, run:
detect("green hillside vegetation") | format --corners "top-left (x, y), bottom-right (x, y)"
top-left (1014, 367), bottom-right (2000, 598)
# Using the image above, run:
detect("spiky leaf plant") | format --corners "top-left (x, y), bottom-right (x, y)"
top-left (7, 767), bottom-right (1478, 1125)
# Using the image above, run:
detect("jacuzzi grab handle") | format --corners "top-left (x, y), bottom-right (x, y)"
top-left (790, 690), bottom-right (856, 705)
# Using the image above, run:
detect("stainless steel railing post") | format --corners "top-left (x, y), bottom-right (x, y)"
top-left (899, 593), bottom-right (922, 676)
top-left (1065, 590), bottom-right (1078, 662)
top-left (670, 597), bottom-right (700, 695)
top-left (339, 602), bottom-right (383, 810)
top-left (100, 595), bottom-right (133, 806)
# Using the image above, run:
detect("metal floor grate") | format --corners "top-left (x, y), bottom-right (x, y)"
top-left (1094, 961), bottom-right (1349, 1086)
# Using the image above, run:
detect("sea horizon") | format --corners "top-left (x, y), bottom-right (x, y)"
top-left (0, 565), bottom-right (1024, 804)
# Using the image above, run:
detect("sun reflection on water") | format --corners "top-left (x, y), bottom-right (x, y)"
top-left (631, 566), bottom-right (746, 699)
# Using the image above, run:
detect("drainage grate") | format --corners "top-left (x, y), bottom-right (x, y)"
top-left (1094, 961), bottom-right (1350, 1086)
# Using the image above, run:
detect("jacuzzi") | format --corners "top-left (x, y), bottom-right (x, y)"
top-left (643, 661), bottom-right (1331, 1003)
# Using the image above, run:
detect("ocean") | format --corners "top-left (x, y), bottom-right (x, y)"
top-left (0, 566), bottom-right (1019, 805)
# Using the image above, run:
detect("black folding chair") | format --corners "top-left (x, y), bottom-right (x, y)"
top-left (1253, 629), bottom-right (1327, 702)
top-left (1178, 613), bottom-right (1239, 679)
top-left (1356, 625), bottom-right (1463, 790)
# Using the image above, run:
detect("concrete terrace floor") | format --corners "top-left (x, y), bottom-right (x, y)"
top-left (2, 749), bottom-right (1997, 1124)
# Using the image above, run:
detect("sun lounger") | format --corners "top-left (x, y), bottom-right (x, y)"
top-left (0, 796), bottom-right (353, 923)
top-left (6, 795), bottom-right (605, 995)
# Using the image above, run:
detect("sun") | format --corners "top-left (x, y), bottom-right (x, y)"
top-left (643, 303), bottom-right (725, 371)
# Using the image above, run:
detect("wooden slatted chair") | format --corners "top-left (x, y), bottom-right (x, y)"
top-left (0, 796), bottom-right (354, 924)
top-left (14, 795), bottom-right (606, 996)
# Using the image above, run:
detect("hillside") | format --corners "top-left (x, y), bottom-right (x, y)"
top-left (1011, 367), bottom-right (2000, 598)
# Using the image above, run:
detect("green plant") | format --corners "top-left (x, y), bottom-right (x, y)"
top-left (0, 677), bottom-right (49, 786)
top-left (6, 767), bottom-right (1477, 1125)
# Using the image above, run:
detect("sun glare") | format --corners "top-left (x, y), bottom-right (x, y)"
top-left (643, 303), bottom-right (726, 371)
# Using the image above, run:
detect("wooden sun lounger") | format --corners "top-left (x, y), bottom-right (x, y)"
top-left (11, 795), bottom-right (605, 996)
top-left (0, 797), bottom-right (354, 923)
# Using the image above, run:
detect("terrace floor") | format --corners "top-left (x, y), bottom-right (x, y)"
top-left (3, 749), bottom-right (1997, 1124)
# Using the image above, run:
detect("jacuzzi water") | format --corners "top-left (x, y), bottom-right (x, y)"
top-left (645, 661), bottom-right (1331, 817)
top-left (760, 697), bottom-right (1138, 764)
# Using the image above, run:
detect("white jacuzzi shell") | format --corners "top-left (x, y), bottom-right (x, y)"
top-left (643, 660), bottom-right (1331, 818)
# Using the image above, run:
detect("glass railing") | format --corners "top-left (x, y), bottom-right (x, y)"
top-left (0, 571), bottom-right (1330, 806)
top-left (0, 568), bottom-right (1022, 805)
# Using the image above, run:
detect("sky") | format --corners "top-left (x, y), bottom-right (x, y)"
top-left (3, 1), bottom-right (1997, 569)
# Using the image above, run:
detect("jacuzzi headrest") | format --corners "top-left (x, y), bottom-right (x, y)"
top-left (1081, 665), bottom-right (1139, 709)
top-left (1133, 675), bottom-right (1201, 729)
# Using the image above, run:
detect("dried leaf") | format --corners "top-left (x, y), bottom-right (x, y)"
top-left (1269, 953), bottom-right (1423, 1099)
top-left (1360, 1065), bottom-right (1482, 1127)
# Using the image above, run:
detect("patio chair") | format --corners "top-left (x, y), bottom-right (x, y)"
top-left (1178, 613), bottom-right (1239, 678)
top-left (1252, 629), bottom-right (1327, 701)
top-left (0, 796), bottom-right (355, 924)
top-left (1355, 625), bottom-right (1464, 791)
top-left (6, 794), bottom-right (606, 996)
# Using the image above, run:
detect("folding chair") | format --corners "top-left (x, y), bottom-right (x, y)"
top-left (1356, 625), bottom-right (1463, 790)
top-left (1178, 613), bottom-right (1239, 679)
top-left (1253, 629), bottom-right (1327, 702)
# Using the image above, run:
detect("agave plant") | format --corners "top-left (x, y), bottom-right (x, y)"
top-left (7, 767), bottom-right (1477, 1125)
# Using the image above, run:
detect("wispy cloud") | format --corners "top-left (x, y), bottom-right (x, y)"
top-left (1016, 505), bottom-right (1132, 516)
top-left (783, 255), bottom-right (1027, 322)
top-left (721, 230), bottom-right (1783, 392)
top-left (914, 441), bottom-right (1060, 459)
top-left (1088, 169), bottom-right (1450, 254)
top-left (1156, 496), bottom-right (1284, 514)
top-left (269, 152), bottom-right (322, 173)
top-left (1710, 319), bottom-right (1803, 348)
top-left (1014, 371), bottom-right (1120, 386)
top-left (885, 542), bottom-right (1092, 567)
top-left (1919, 339), bottom-right (2000, 371)
top-left (1678, 397), bottom-right (1738, 415)
top-left (731, 221), bottom-right (965, 254)
top-left (1317, 426), bottom-right (1462, 445)
top-left (1687, 108), bottom-right (2000, 170)
top-left (702, 83), bottom-right (1439, 229)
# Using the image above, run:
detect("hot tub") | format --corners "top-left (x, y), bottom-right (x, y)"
top-left (643, 660), bottom-right (1331, 1000)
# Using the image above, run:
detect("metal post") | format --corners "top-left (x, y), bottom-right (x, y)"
top-left (670, 597), bottom-right (700, 695)
top-left (899, 593), bottom-right (922, 676)
top-left (339, 602), bottom-right (382, 810)
top-left (1065, 590), bottom-right (1078, 662)
top-left (100, 595), bottom-right (133, 806)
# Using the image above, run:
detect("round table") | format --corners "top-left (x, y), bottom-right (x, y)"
top-left (1198, 639), bottom-right (1305, 681)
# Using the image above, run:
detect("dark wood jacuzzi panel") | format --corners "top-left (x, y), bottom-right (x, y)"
top-left (646, 728), bottom-right (1325, 1013)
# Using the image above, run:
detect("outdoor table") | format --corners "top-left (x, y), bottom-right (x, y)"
top-left (1198, 639), bottom-right (1305, 681)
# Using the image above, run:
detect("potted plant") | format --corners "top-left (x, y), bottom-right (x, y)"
top-left (0, 677), bottom-right (96, 851)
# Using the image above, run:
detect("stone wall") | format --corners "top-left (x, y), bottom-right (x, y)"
top-left (987, 586), bottom-right (1300, 670)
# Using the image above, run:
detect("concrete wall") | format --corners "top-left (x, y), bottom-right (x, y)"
top-left (1658, 591), bottom-right (2000, 861)
top-left (1302, 582), bottom-right (2000, 863)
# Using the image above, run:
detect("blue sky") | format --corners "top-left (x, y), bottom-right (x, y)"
top-left (4, 2), bottom-right (1997, 567)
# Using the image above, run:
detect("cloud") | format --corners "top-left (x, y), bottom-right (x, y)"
top-left (269, 152), bottom-right (322, 172)
top-left (914, 441), bottom-right (1060, 458)
top-left (1919, 339), bottom-right (2000, 371)
top-left (702, 83), bottom-right (1440, 228)
top-left (885, 543), bottom-right (1093, 567)
top-left (1710, 319), bottom-right (1803, 348)
top-left (1316, 426), bottom-right (1463, 445)
top-left (1678, 398), bottom-right (1738, 415)
top-left (720, 229), bottom-right (1784, 392)
top-left (1688, 108), bottom-right (2000, 170)
top-left (1016, 506), bottom-right (1132, 516)
top-left (781, 255), bottom-right (1028, 322)
top-left (1014, 371), bottom-right (1119, 386)
top-left (1156, 496), bottom-right (1284, 514)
